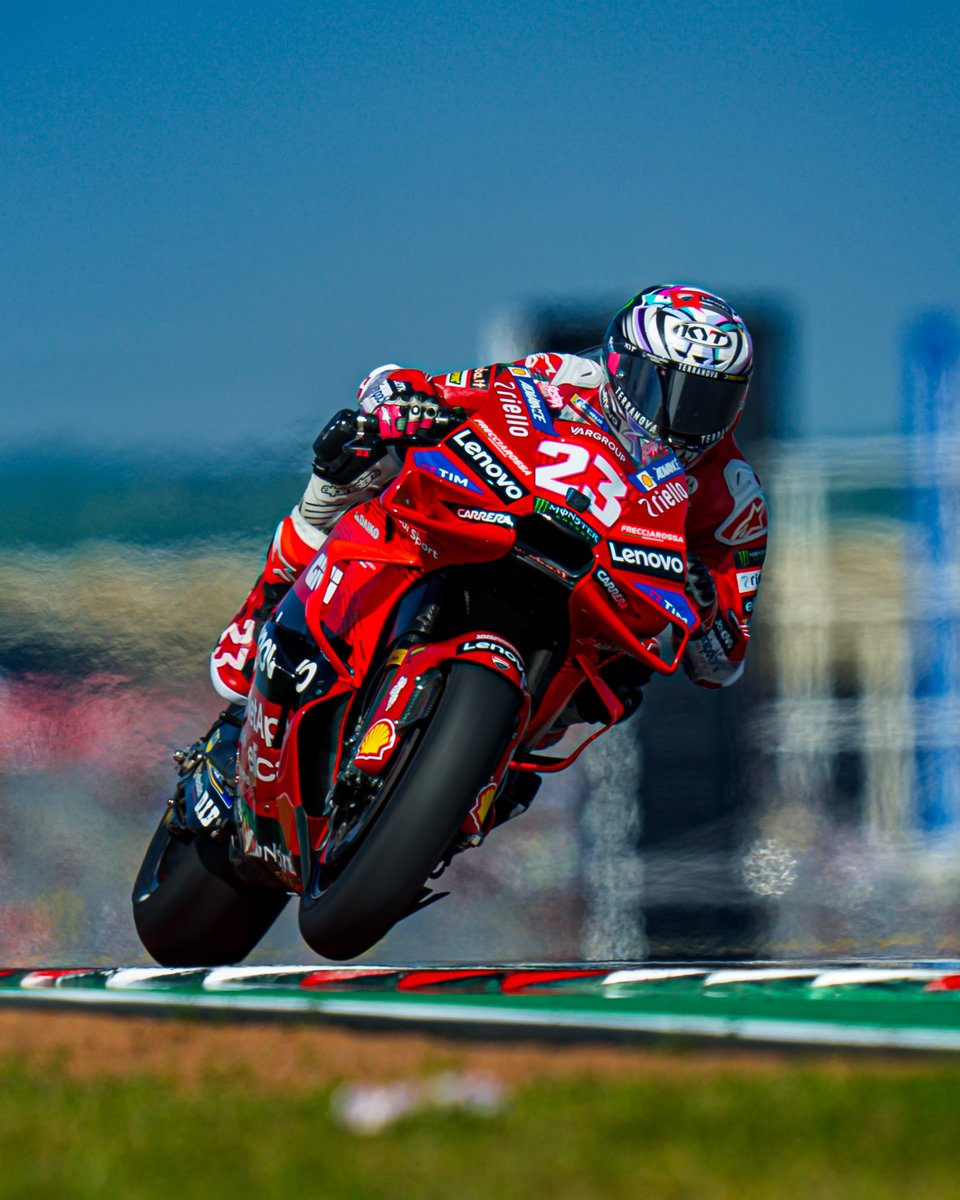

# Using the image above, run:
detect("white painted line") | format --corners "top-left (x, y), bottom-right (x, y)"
top-left (810, 969), bottom-right (945, 989)
top-left (105, 968), bottom-right (210, 989)
top-left (602, 969), bottom-right (708, 986)
top-left (19, 970), bottom-right (109, 989)
top-left (203, 966), bottom-right (317, 988)
top-left (705, 969), bottom-right (821, 987)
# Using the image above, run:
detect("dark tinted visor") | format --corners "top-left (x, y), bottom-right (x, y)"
top-left (611, 353), bottom-right (747, 440)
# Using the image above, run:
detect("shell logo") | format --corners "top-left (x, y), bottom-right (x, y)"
top-left (475, 783), bottom-right (497, 825)
top-left (356, 719), bottom-right (398, 765)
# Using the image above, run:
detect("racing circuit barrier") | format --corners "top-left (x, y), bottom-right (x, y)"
top-left (5, 963), bottom-right (960, 1052)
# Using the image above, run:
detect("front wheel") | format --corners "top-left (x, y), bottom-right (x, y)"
top-left (132, 814), bottom-right (289, 967)
top-left (298, 663), bottom-right (521, 960)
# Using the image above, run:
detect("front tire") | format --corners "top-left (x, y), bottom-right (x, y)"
top-left (132, 814), bottom-right (289, 967)
top-left (298, 663), bottom-right (521, 960)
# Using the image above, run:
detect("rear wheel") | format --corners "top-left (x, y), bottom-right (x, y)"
top-left (298, 663), bottom-right (521, 960)
top-left (132, 814), bottom-right (289, 967)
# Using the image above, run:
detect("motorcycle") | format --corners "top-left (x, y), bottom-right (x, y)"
top-left (132, 367), bottom-right (698, 964)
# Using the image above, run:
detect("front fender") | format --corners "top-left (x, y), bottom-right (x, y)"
top-left (346, 631), bottom-right (531, 783)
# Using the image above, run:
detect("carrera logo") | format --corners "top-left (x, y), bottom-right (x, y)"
top-left (596, 567), bottom-right (628, 610)
top-left (448, 429), bottom-right (530, 503)
top-left (456, 507), bottom-right (515, 527)
top-left (610, 541), bottom-right (685, 582)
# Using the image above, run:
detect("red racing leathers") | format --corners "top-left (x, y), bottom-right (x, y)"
top-left (210, 353), bottom-right (767, 702)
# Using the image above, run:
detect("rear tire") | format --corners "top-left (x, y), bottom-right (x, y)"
top-left (132, 815), bottom-right (289, 967)
top-left (298, 663), bottom-right (521, 960)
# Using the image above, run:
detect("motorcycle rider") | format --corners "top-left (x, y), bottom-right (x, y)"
top-left (210, 285), bottom-right (767, 721)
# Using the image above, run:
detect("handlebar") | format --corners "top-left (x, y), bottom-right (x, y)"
top-left (352, 406), bottom-right (467, 446)
top-left (313, 406), bottom-right (468, 481)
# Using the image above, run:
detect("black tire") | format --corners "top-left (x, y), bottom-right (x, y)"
top-left (298, 663), bottom-right (521, 960)
top-left (132, 814), bottom-right (289, 967)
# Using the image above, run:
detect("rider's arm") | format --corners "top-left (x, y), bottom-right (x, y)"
top-left (296, 363), bottom-right (492, 539)
top-left (680, 447), bottom-right (768, 690)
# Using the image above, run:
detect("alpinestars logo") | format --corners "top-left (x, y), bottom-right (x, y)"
top-left (609, 541), bottom-right (685, 583)
top-left (448, 429), bottom-right (530, 503)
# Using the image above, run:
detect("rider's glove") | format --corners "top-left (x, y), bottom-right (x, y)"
top-left (685, 553), bottom-right (718, 631)
top-left (365, 381), bottom-right (441, 439)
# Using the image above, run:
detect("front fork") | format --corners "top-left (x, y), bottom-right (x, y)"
top-left (323, 629), bottom-right (532, 858)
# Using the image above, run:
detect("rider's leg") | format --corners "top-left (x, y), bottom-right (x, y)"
top-left (209, 415), bottom-right (402, 703)
top-left (209, 507), bottom-right (326, 702)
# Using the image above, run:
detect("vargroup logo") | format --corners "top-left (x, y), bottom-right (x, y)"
top-left (610, 541), bottom-right (685, 583)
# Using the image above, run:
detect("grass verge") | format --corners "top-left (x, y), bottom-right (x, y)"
top-left (2, 1051), bottom-right (960, 1198)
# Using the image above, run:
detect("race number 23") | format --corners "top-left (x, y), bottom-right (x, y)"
top-left (535, 441), bottom-right (627, 527)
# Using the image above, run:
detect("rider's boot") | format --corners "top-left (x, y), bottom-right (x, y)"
top-left (210, 509), bottom-right (325, 702)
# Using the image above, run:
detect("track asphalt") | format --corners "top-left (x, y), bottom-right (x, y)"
top-left (3, 963), bottom-right (960, 1051)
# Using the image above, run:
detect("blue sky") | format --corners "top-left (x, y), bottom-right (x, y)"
top-left (2, 0), bottom-right (958, 454)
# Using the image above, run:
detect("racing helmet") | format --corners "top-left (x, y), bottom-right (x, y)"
top-left (601, 285), bottom-right (753, 457)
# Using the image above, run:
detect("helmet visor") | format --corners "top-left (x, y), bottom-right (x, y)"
top-left (610, 352), bottom-right (748, 442)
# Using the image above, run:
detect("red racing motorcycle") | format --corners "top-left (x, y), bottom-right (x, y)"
top-left (132, 368), bottom-right (698, 964)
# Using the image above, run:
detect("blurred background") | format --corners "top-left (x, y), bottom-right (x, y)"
top-left (2, 0), bottom-right (959, 964)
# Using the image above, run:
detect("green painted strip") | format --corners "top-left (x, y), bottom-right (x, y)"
top-left (4, 986), bottom-right (960, 1053)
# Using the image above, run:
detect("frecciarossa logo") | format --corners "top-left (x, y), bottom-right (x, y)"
top-left (609, 540), bottom-right (685, 583)
top-left (447, 428), bottom-right (530, 503)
